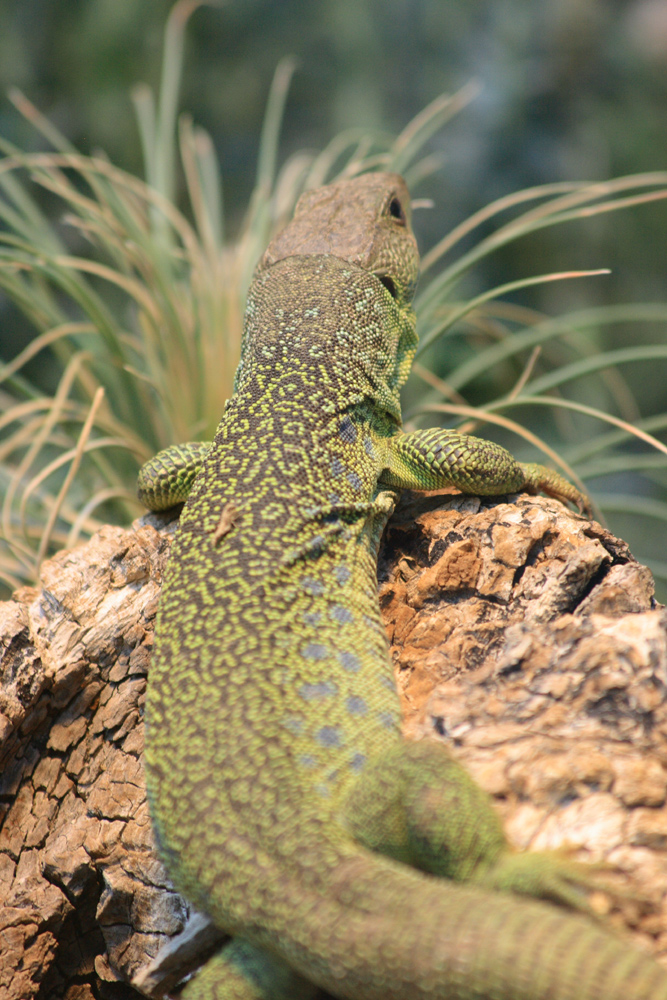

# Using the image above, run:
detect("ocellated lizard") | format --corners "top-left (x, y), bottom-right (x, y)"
top-left (139, 173), bottom-right (667, 999)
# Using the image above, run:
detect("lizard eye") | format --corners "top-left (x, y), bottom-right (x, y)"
top-left (388, 197), bottom-right (406, 225)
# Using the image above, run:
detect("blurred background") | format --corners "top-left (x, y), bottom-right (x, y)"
top-left (3, 0), bottom-right (667, 280)
top-left (0, 0), bottom-right (666, 590)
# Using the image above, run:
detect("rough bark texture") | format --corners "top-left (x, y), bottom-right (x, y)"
top-left (1, 491), bottom-right (666, 998)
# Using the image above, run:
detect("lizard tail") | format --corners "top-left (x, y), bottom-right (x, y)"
top-left (219, 846), bottom-right (667, 1000)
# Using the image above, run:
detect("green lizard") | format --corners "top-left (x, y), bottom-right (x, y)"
top-left (139, 173), bottom-right (667, 1000)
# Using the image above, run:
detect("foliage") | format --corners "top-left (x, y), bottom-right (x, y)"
top-left (1, 1), bottom-right (666, 597)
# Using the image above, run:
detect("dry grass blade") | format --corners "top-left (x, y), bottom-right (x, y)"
top-left (420, 181), bottom-right (582, 273)
top-left (35, 386), bottom-right (105, 568)
top-left (0, 323), bottom-right (97, 386)
top-left (507, 396), bottom-right (667, 459)
top-left (424, 302), bottom-right (667, 398)
top-left (390, 81), bottom-right (481, 174)
top-left (506, 346), bottom-right (542, 401)
top-left (416, 269), bottom-right (611, 356)
top-left (2, 352), bottom-right (91, 546)
top-left (66, 487), bottom-right (136, 549)
top-left (411, 361), bottom-right (468, 405)
top-left (417, 175), bottom-right (667, 320)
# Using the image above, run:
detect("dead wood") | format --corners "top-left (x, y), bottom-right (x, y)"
top-left (1, 492), bottom-right (665, 998)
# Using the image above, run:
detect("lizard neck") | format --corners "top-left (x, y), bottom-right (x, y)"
top-left (233, 254), bottom-right (417, 426)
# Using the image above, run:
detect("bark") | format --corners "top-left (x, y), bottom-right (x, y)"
top-left (0, 492), bottom-right (665, 998)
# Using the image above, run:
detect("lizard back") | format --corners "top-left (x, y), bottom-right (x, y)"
top-left (145, 242), bottom-right (419, 923)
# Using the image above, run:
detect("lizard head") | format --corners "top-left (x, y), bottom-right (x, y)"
top-left (259, 172), bottom-right (420, 308)
top-left (244, 173), bottom-right (419, 422)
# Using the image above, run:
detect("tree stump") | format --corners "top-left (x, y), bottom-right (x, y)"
top-left (1, 491), bottom-right (665, 998)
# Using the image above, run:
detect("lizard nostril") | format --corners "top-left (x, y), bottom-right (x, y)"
top-left (379, 275), bottom-right (397, 298)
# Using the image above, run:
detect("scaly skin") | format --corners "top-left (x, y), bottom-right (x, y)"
top-left (140, 173), bottom-right (667, 999)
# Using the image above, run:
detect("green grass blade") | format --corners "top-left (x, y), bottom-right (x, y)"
top-left (524, 345), bottom-right (667, 396)
top-left (416, 303), bottom-right (667, 395)
top-left (389, 82), bottom-right (481, 176)
top-left (416, 270), bottom-right (609, 357)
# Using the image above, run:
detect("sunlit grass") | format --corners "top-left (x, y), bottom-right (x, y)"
top-left (0, 0), bottom-right (666, 597)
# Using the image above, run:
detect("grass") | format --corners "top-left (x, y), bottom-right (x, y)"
top-left (1, 0), bottom-right (666, 597)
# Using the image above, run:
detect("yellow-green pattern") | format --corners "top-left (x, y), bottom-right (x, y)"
top-left (140, 173), bottom-right (667, 999)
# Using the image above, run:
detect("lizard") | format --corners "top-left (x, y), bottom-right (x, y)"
top-left (138, 172), bottom-right (667, 1000)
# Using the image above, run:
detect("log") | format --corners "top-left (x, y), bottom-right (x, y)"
top-left (1, 491), bottom-right (665, 998)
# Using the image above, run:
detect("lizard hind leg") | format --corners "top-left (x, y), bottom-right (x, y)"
top-left (339, 740), bottom-right (507, 881)
top-left (181, 939), bottom-right (321, 1000)
top-left (340, 740), bottom-right (599, 914)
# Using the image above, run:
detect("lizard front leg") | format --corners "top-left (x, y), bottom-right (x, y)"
top-left (137, 441), bottom-right (213, 511)
top-left (380, 428), bottom-right (591, 516)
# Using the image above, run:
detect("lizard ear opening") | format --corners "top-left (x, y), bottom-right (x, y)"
top-left (379, 275), bottom-right (398, 298)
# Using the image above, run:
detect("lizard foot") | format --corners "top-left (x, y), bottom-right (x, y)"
top-left (519, 462), bottom-right (593, 518)
top-left (471, 849), bottom-right (613, 919)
